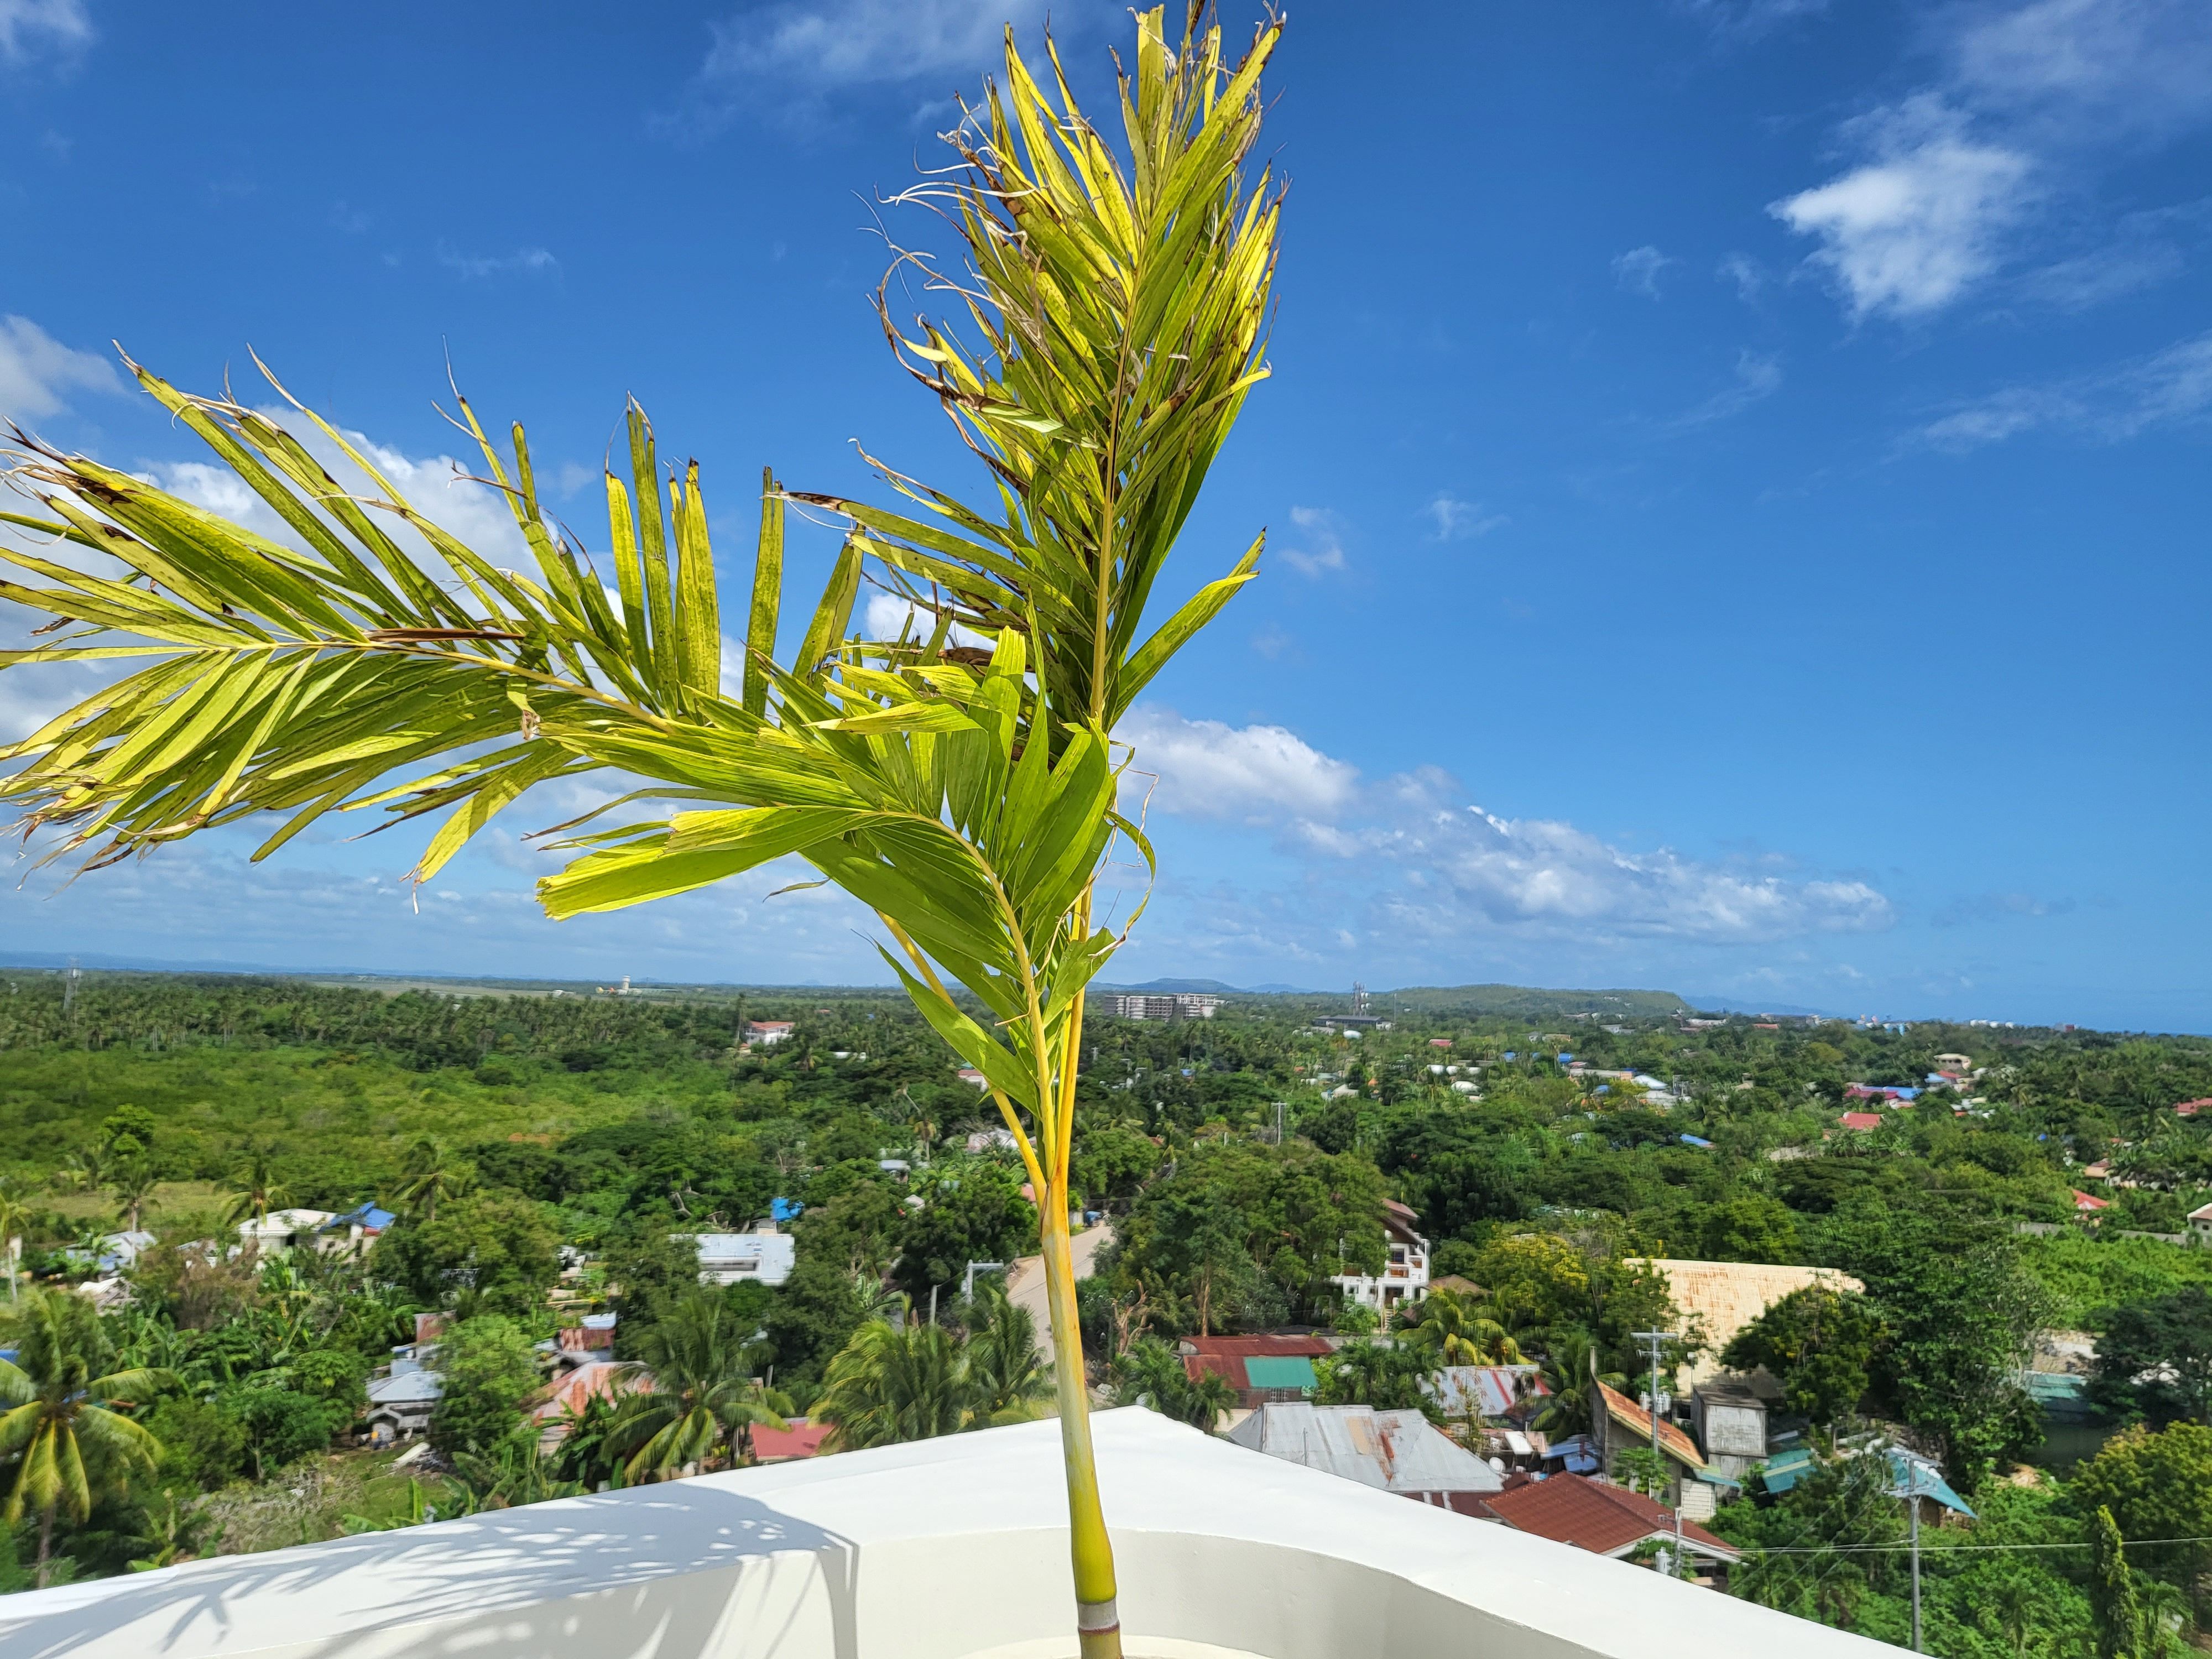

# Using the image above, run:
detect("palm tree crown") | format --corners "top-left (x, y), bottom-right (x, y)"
top-left (0, 1288), bottom-right (176, 1586)
top-left (607, 1290), bottom-right (789, 1481)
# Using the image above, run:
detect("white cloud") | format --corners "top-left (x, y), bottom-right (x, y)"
top-left (860, 592), bottom-right (987, 649)
top-left (1279, 505), bottom-right (1347, 577)
top-left (1673, 349), bottom-right (1784, 426)
top-left (1424, 494), bottom-right (1506, 541)
top-left (1952, 0), bottom-right (2212, 134)
top-left (1678, 0), bottom-right (1830, 38)
top-left (1115, 706), bottom-right (1359, 824)
top-left (0, 315), bottom-right (118, 422)
top-left (1120, 710), bottom-right (1892, 948)
top-left (700, 0), bottom-right (1100, 96)
top-left (1716, 253), bottom-right (1767, 302)
top-left (436, 244), bottom-right (559, 280)
top-left (1771, 97), bottom-right (2033, 320)
top-left (1611, 246), bottom-right (1676, 299)
top-left (1772, 2), bottom-right (2212, 324)
top-left (0, 0), bottom-right (88, 61)
top-left (1914, 328), bottom-right (2212, 450)
top-left (1338, 789), bottom-right (1893, 946)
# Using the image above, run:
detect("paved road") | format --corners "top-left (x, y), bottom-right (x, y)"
top-left (1003, 1223), bottom-right (1112, 1364)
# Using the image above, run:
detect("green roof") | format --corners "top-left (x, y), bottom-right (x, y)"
top-left (1243, 1357), bottom-right (1318, 1390)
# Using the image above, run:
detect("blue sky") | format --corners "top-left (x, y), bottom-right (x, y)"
top-left (2, 0), bottom-right (2209, 1028)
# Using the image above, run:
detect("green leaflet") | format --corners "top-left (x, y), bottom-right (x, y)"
top-left (744, 470), bottom-right (784, 718)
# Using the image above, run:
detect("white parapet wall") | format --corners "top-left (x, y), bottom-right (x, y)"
top-left (0, 1408), bottom-right (1886, 1659)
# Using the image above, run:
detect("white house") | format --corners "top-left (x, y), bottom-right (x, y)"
top-left (235, 1208), bottom-right (336, 1254)
top-left (687, 1225), bottom-right (796, 1287)
top-left (2188, 1199), bottom-right (2212, 1244)
top-left (1333, 1198), bottom-right (1430, 1313)
top-left (744, 1020), bottom-right (794, 1046)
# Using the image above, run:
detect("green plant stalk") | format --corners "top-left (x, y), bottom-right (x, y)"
top-left (1041, 1183), bottom-right (1120, 1658)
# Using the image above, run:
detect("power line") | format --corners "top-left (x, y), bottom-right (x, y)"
top-left (1743, 1533), bottom-right (2212, 1556)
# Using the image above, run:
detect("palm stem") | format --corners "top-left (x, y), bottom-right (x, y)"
top-left (1041, 1194), bottom-right (1119, 1658)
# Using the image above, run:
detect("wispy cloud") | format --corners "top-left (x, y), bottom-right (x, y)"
top-left (1424, 494), bottom-right (1506, 541)
top-left (1912, 328), bottom-right (2212, 450)
top-left (1673, 349), bottom-right (1784, 426)
top-left (1280, 505), bottom-right (1348, 577)
top-left (1677, 0), bottom-right (1831, 39)
top-left (0, 0), bottom-right (89, 62)
top-left (1611, 245), bottom-right (1676, 299)
top-left (0, 315), bottom-right (119, 422)
top-left (1716, 253), bottom-right (1767, 302)
top-left (1950, 0), bottom-right (2212, 138)
top-left (1931, 889), bottom-right (2077, 927)
top-left (2015, 198), bottom-right (2209, 309)
top-left (436, 243), bottom-right (559, 280)
top-left (1773, 0), bottom-right (2212, 323)
top-left (678, 0), bottom-right (1109, 129)
top-left (1771, 97), bottom-right (2033, 320)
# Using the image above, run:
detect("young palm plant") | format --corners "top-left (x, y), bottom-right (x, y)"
top-left (0, 10), bottom-right (1279, 1652)
top-left (0, 1288), bottom-right (177, 1587)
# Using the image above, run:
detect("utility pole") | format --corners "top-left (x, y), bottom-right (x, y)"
top-left (1887, 1457), bottom-right (1926, 1652)
top-left (963, 1260), bottom-right (1006, 1303)
top-left (1631, 1328), bottom-right (1682, 1577)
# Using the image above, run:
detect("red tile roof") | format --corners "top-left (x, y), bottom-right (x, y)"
top-left (1183, 1334), bottom-right (1335, 1392)
top-left (1480, 1474), bottom-right (1739, 1561)
top-left (751, 1420), bottom-right (831, 1462)
top-left (2072, 1189), bottom-right (2110, 1212)
top-left (1595, 1381), bottom-right (1705, 1469)
top-left (2177, 1099), bottom-right (2212, 1117)
top-left (1838, 1111), bottom-right (1885, 1131)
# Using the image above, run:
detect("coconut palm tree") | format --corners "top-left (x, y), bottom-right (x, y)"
top-left (397, 1137), bottom-right (472, 1224)
top-left (0, 14), bottom-right (1280, 1651)
top-left (220, 1146), bottom-right (288, 1232)
top-left (964, 1284), bottom-right (1054, 1423)
top-left (1399, 1287), bottom-right (1523, 1365)
top-left (1532, 1332), bottom-right (1629, 1439)
top-left (1108, 1337), bottom-right (1233, 1432)
top-left (813, 1316), bottom-right (974, 1451)
top-left (607, 1289), bottom-right (789, 1481)
top-left (110, 1161), bottom-right (159, 1234)
top-left (0, 1288), bottom-right (176, 1586)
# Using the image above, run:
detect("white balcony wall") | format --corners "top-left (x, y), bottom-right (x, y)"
top-left (0, 1409), bottom-right (1886, 1659)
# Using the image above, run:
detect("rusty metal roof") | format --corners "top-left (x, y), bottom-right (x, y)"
top-left (1227, 1404), bottom-right (1503, 1496)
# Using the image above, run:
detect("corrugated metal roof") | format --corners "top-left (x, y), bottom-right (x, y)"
top-left (1597, 1381), bottom-right (1705, 1469)
top-left (1629, 1259), bottom-right (1865, 1388)
top-left (1227, 1404), bottom-right (1503, 1495)
top-left (1427, 1364), bottom-right (1548, 1419)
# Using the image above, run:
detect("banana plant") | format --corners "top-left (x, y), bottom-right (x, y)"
top-left (0, 9), bottom-right (1279, 1653)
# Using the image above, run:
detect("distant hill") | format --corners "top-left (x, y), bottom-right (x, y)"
top-left (1094, 977), bottom-right (1251, 995)
top-left (1681, 994), bottom-right (1846, 1019)
top-left (1362, 984), bottom-right (1693, 1019)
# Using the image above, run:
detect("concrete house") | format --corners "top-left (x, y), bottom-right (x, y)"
top-left (1332, 1198), bottom-right (1430, 1312)
top-left (688, 1225), bottom-right (796, 1287)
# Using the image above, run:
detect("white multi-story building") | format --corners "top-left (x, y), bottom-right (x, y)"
top-left (1099, 992), bottom-right (1220, 1020)
top-left (1332, 1198), bottom-right (1431, 1313)
top-left (687, 1225), bottom-right (796, 1287)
